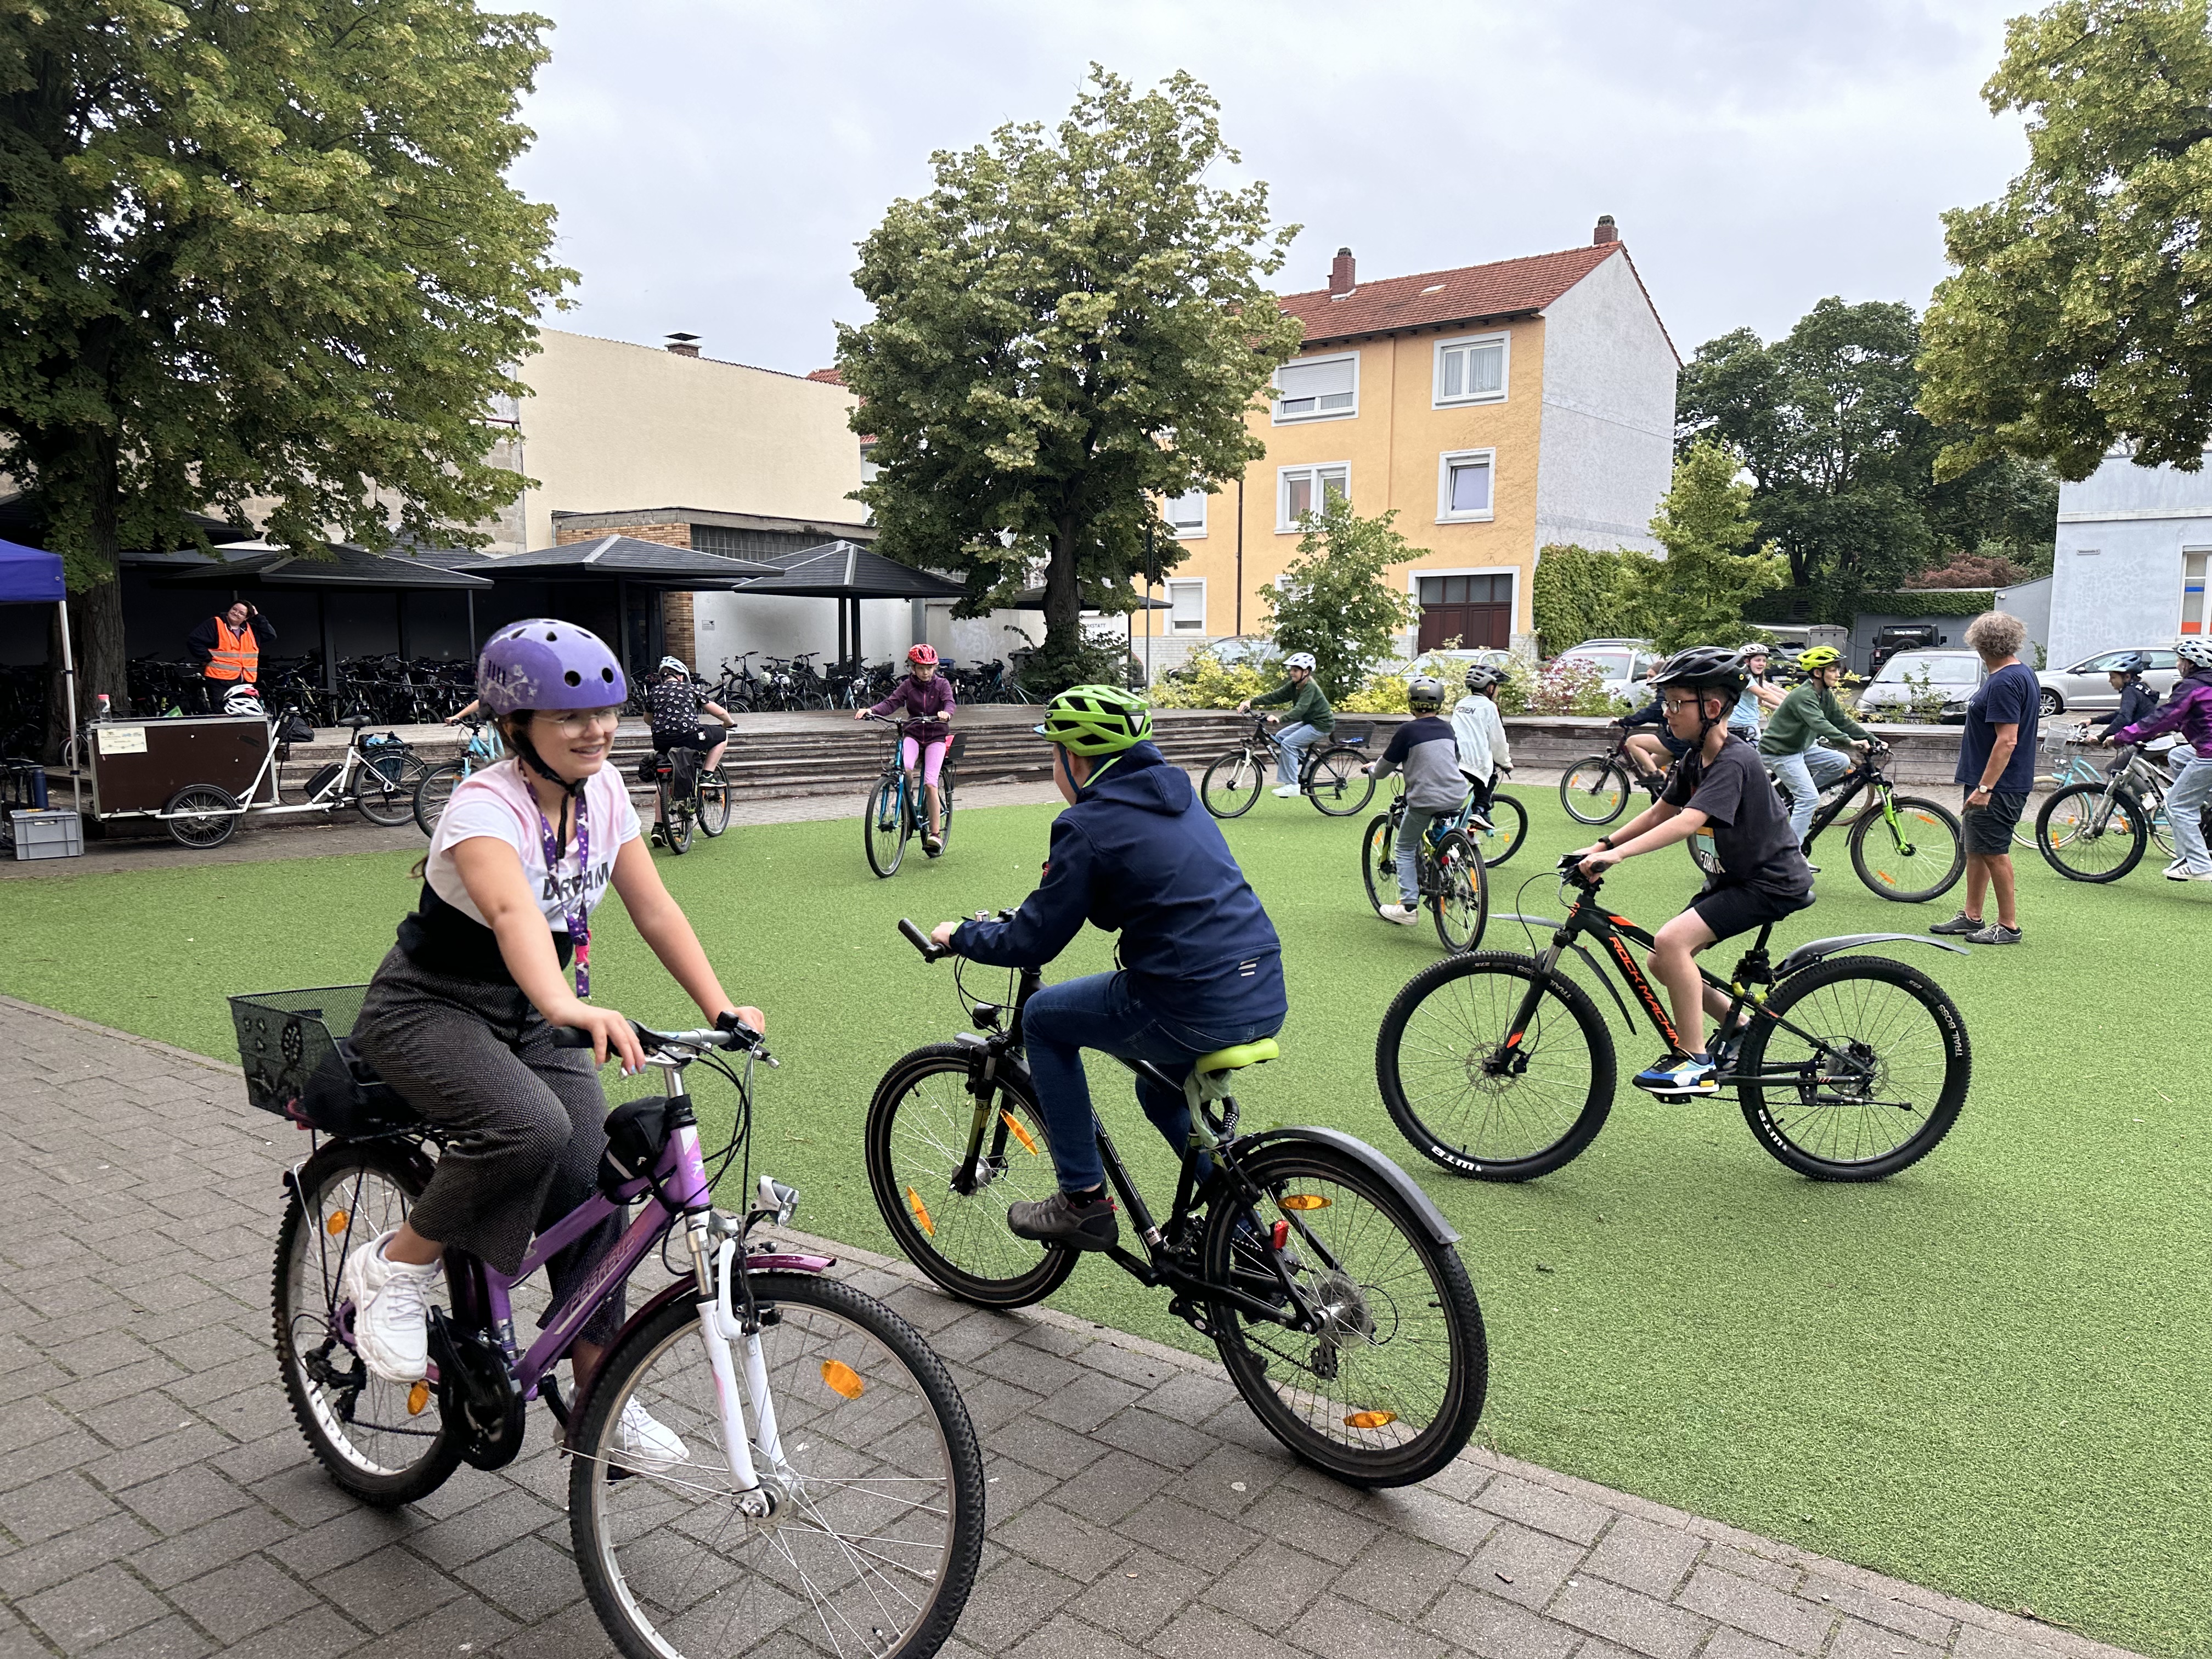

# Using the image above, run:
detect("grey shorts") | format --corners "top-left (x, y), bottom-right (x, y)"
top-left (1962, 789), bottom-right (2027, 856)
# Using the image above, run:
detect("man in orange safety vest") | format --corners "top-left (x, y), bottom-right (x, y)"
top-left (187, 600), bottom-right (278, 712)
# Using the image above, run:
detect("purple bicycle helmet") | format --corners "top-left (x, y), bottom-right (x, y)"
top-left (476, 620), bottom-right (627, 715)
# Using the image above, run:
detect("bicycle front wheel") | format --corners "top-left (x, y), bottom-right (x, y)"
top-left (864, 1044), bottom-right (1076, 1308)
top-left (1201, 750), bottom-right (1264, 819)
top-left (1735, 954), bottom-right (1971, 1180)
top-left (1204, 1137), bottom-right (1486, 1487)
top-left (1470, 793), bottom-right (1527, 867)
top-left (696, 768), bottom-right (730, 837)
top-left (2036, 783), bottom-right (2147, 882)
top-left (1559, 758), bottom-right (1630, 825)
top-left (273, 1139), bottom-right (463, 1506)
top-left (935, 769), bottom-right (957, 851)
top-left (1359, 814), bottom-right (1397, 918)
top-left (412, 760), bottom-right (464, 837)
top-left (571, 1272), bottom-right (984, 1659)
top-left (1307, 746), bottom-right (1375, 816)
top-left (1375, 952), bottom-right (1614, 1180)
top-left (1431, 831), bottom-right (1488, 952)
top-left (864, 774), bottom-right (907, 878)
top-left (1848, 795), bottom-right (1963, 902)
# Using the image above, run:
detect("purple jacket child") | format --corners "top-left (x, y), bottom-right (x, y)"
top-left (868, 673), bottom-right (956, 744)
top-left (2115, 668), bottom-right (2212, 758)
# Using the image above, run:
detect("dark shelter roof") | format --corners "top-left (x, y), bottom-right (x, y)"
top-left (729, 540), bottom-right (966, 600)
top-left (132, 543), bottom-right (492, 590)
top-left (475, 536), bottom-right (783, 589)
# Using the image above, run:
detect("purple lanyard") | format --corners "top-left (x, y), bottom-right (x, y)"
top-left (537, 795), bottom-right (591, 998)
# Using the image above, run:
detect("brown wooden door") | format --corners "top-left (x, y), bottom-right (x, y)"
top-left (1417, 574), bottom-right (1511, 652)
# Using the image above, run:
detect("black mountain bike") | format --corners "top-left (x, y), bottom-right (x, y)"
top-left (645, 744), bottom-right (730, 855)
top-left (1375, 854), bottom-right (1973, 1183)
top-left (1201, 715), bottom-right (1375, 819)
top-left (1776, 746), bottom-right (1963, 902)
top-left (867, 918), bottom-right (1488, 1487)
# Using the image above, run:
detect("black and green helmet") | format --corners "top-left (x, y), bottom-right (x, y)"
top-left (1036, 684), bottom-right (1153, 756)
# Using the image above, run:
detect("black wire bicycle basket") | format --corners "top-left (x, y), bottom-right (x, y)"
top-left (227, 984), bottom-right (417, 1138)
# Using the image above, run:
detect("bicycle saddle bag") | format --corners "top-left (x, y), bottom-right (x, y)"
top-left (275, 710), bottom-right (315, 744)
top-left (298, 1038), bottom-right (420, 1137)
top-left (600, 1097), bottom-right (671, 1198)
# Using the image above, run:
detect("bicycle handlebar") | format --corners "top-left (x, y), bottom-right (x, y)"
top-left (550, 1016), bottom-right (776, 1065)
top-left (899, 917), bottom-right (948, 961)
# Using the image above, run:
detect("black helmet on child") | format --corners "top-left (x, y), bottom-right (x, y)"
top-left (1463, 663), bottom-right (1505, 692)
top-left (2109, 651), bottom-right (2148, 679)
top-left (1406, 675), bottom-right (1446, 713)
top-left (1648, 645), bottom-right (1750, 699)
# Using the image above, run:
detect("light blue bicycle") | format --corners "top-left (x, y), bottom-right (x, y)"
top-left (411, 715), bottom-right (506, 834)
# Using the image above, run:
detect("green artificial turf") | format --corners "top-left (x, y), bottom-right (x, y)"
top-left (3, 792), bottom-right (2207, 1655)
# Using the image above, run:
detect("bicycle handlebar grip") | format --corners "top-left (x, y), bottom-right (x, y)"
top-left (550, 1025), bottom-right (596, 1049)
top-left (898, 917), bottom-right (946, 960)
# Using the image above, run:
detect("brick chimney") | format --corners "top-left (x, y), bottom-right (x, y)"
top-left (664, 332), bottom-right (701, 357)
top-left (1592, 215), bottom-right (1619, 246)
top-left (1329, 247), bottom-right (1356, 296)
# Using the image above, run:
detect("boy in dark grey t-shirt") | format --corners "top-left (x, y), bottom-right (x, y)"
top-left (1570, 648), bottom-right (1813, 1098)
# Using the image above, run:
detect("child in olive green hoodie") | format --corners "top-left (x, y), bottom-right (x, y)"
top-left (1238, 654), bottom-right (1334, 795)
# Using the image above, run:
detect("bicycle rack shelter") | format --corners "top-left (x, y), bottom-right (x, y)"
top-left (727, 540), bottom-right (969, 665)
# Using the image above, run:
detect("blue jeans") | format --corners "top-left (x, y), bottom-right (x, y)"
top-left (1274, 721), bottom-right (1321, 786)
top-left (1396, 806), bottom-right (1444, 906)
top-left (1770, 744), bottom-right (1850, 848)
top-left (1020, 970), bottom-right (1284, 1193)
top-left (2167, 750), bottom-right (2212, 875)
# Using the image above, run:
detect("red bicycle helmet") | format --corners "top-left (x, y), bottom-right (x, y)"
top-left (907, 644), bottom-right (939, 665)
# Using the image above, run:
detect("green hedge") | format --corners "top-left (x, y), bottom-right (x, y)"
top-left (1745, 588), bottom-right (1995, 623)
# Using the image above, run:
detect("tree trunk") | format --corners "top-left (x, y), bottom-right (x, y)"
top-left (1042, 520), bottom-right (1083, 657)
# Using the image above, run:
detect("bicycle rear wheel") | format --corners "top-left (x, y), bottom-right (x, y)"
top-left (656, 783), bottom-right (692, 854)
top-left (570, 1272), bottom-right (984, 1659)
top-left (1375, 952), bottom-right (1614, 1180)
top-left (355, 753), bottom-right (425, 827)
top-left (696, 768), bottom-right (730, 837)
top-left (1201, 750), bottom-right (1264, 819)
top-left (1469, 793), bottom-right (1527, 867)
top-left (1359, 814), bottom-right (1397, 918)
top-left (412, 760), bottom-right (465, 836)
top-left (1558, 758), bottom-right (1630, 825)
top-left (1734, 954), bottom-right (1971, 1180)
top-left (273, 1140), bottom-right (462, 1505)
top-left (2036, 783), bottom-right (2147, 882)
top-left (1848, 795), bottom-right (1963, 902)
top-left (1203, 1137), bottom-right (1486, 1487)
top-left (865, 775), bottom-right (907, 877)
top-left (1307, 746), bottom-right (1375, 816)
top-left (1431, 831), bottom-right (1488, 952)
top-left (865, 1044), bottom-right (1076, 1308)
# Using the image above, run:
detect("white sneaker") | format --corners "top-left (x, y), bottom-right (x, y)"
top-left (1379, 903), bottom-right (1420, 926)
top-left (2164, 858), bottom-right (2188, 877)
top-left (2191, 870), bottom-right (2212, 882)
top-left (337, 1229), bottom-right (439, 1384)
top-left (612, 1397), bottom-right (690, 1475)
top-left (1271, 784), bottom-right (1302, 798)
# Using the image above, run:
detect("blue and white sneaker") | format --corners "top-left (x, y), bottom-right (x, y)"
top-left (1632, 1053), bottom-right (1719, 1097)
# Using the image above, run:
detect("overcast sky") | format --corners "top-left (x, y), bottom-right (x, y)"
top-left (506, 0), bottom-right (2034, 376)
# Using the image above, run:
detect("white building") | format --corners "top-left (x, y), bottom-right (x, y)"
top-left (2050, 452), bottom-right (2212, 667)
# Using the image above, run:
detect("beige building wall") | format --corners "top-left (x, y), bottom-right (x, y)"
top-left (506, 329), bottom-right (867, 551)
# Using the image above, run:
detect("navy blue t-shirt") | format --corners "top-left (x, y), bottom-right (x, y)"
top-left (1957, 662), bottom-right (2039, 792)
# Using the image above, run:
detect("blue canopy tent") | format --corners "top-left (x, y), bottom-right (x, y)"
top-left (0, 539), bottom-right (80, 809)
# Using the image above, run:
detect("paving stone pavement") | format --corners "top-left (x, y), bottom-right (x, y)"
top-left (0, 994), bottom-right (2143, 1659)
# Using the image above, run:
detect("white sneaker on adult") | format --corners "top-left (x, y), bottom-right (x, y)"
top-left (1378, 903), bottom-right (1420, 926)
top-left (337, 1229), bottom-right (439, 1383)
top-left (612, 1397), bottom-right (690, 1475)
top-left (1271, 784), bottom-right (1302, 798)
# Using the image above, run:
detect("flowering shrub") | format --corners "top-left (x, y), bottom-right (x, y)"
top-left (1148, 648), bottom-right (1277, 709)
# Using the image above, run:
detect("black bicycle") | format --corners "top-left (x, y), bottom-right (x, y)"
top-left (1201, 715), bottom-right (1375, 819)
top-left (1556, 725), bottom-right (1671, 826)
top-left (867, 918), bottom-right (1488, 1487)
top-left (645, 744), bottom-right (730, 855)
top-left (1777, 746), bottom-right (1963, 902)
top-left (1374, 853), bottom-right (1973, 1183)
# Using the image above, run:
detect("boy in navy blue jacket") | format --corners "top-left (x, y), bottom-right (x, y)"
top-left (930, 686), bottom-right (1285, 1250)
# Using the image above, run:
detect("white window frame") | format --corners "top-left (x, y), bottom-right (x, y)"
top-left (1271, 351), bottom-right (1360, 425)
top-left (1166, 579), bottom-right (1207, 634)
top-left (1163, 488), bottom-right (1208, 539)
top-left (1436, 448), bottom-right (1498, 523)
top-left (1408, 565), bottom-right (1520, 650)
top-left (1432, 330), bottom-right (1510, 408)
top-left (1277, 463), bottom-right (1351, 533)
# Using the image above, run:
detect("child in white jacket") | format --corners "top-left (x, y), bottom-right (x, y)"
top-left (1451, 664), bottom-right (1512, 821)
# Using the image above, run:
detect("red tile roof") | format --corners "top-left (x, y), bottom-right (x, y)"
top-left (1278, 243), bottom-right (1662, 351)
top-left (806, 366), bottom-right (845, 385)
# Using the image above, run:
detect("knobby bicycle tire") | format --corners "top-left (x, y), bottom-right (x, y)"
top-left (1307, 746), bottom-right (1375, 816)
top-left (1847, 795), bottom-right (1963, 903)
top-left (864, 773), bottom-right (907, 878)
top-left (569, 1273), bottom-right (984, 1659)
top-left (1201, 749), bottom-right (1265, 819)
top-left (656, 783), bottom-right (691, 854)
top-left (1375, 952), bottom-right (1615, 1181)
top-left (1203, 1137), bottom-right (1486, 1486)
top-left (1360, 814), bottom-right (1397, 919)
top-left (865, 1043), bottom-right (1075, 1307)
top-left (2036, 783), bottom-right (2148, 882)
top-left (1733, 953), bottom-right (1971, 1181)
top-left (1431, 830), bottom-right (1488, 953)
top-left (1559, 758), bottom-right (1631, 826)
top-left (696, 767), bottom-right (730, 837)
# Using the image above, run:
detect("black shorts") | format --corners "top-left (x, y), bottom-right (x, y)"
top-left (1688, 880), bottom-right (1813, 945)
top-left (653, 723), bottom-right (725, 753)
top-left (1962, 788), bottom-right (2027, 855)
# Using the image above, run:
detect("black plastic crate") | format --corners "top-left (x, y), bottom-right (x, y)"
top-left (228, 985), bottom-right (372, 1118)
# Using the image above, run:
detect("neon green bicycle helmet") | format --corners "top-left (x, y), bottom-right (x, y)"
top-left (1036, 684), bottom-right (1153, 756)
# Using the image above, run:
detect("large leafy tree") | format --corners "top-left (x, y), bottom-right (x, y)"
top-left (0, 0), bottom-right (571, 732)
top-left (1921, 0), bottom-right (2212, 479)
top-left (836, 67), bottom-right (1302, 690)
top-left (1678, 298), bottom-right (2058, 621)
top-left (1623, 440), bottom-right (1787, 652)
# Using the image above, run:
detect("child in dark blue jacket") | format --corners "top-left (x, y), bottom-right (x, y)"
top-left (930, 686), bottom-right (1285, 1250)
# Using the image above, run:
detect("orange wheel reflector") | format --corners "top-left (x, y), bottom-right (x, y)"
top-left (1280, 1194), bottom-right (1329, 1211)
top-left (1344, 1410), bottom-right (1397, 1430)
top-left (406, 1380), bottom-right (431, 1417)
top-left (821, 1360), bottom-right (866, 1400)
top-left (325, 1210), bottom-right (351, 1237)
top-left (1877, 872), bottom-right (1897, 886)
top-left (905, 1186), bottom-right (935, 1237)
top-left (1001, 1111), bottom-right (1039, 1155)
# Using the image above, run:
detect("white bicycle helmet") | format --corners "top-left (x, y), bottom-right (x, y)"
top-left (658, 655), bottom-right (690, 677)
top-left (2177, 638), bottom-right (2212, 670)
top-left (1283, 652), bottom-right (1317, 672)
top-left (222, 684), bottom-right (266, 717)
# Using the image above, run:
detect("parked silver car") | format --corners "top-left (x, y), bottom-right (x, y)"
top-left (2034, 648), bottom-right (2181, 716)
top-left (1551, 641), bottom-right (1660, 703)
top-left (1854, 650), bottom-right (1985, 723)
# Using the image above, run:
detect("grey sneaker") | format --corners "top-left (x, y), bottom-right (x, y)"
top-left (1007, 1189), bottom-right (1119, 1251)
top-left (1965, 921), bottom-right (2023, 945)
top-left (1928, 911), bottom-right (1982, 936)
